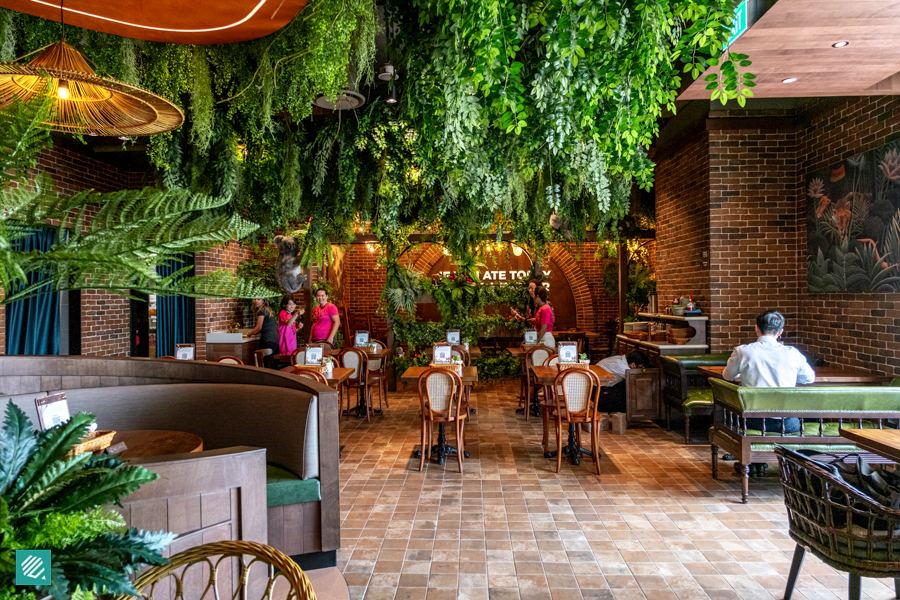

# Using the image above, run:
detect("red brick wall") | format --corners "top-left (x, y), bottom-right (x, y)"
top-left (795, 97), bottom-right (900, 374)
top-left (194, 242), bottom-right (254, 361)
top-left (1, 146), bottom-right (148, 357)
top-left (655, 128), bottom-right (711, 309)
top-left (707, 119), bottom-right (800, 352)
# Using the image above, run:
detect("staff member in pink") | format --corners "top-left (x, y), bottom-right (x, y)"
top-left (533, 287), bottom-right (555, 348)
top-left (310, 287), bottom-right (340, 347)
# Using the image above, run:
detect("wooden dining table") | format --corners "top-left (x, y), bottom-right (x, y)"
top-left (839, 429), bottom-right (900, 463)
top-left (110, 430), bottom-right (203, 460)
top-left (697, 365), bottom-right (894, 386)
top-left (400, 366), bottom-right (478, 385)
top-left (275, 347), bottom-right (392, 363)
top-left (280, 365), bottom-right (354, 387)
top-left (531, 364), bottom-right (616, 386)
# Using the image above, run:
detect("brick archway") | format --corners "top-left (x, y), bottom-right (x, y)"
top-left (412, 243), bottom-right (595, 331)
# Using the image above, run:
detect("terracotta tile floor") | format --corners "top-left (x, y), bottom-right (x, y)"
top-left (338, 381), bottom-right (897, 600)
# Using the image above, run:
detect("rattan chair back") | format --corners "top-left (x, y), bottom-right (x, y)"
top-left (543, 354), bottom-right (559, 368)
top-left (281, 366), bottom-right (330, 385)
top-left (340, 347), bottom-right (368, 382)
top-left (290, 347), bottom-right (306, 366)
top-left (526, 346), bottom-right (551, 370)
top-left (114, 540), bottom-right (315, 600)
top-left (776, 445), bottom-right (900, 576)
top-left (555, 368), bottom-right (600, 419)
top-left (368, 339), bottom-right (386, 371)
top-left (419, 368), bottom-right (465, 420)
top-left (451, 346), bottom-right (471, 366)
top-left (214, 355), bottom-right (244, 365)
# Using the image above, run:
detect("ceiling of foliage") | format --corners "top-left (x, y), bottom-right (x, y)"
top-left (679, 0), bottom-right (900, 99)
top-left (0, 0), bottom-right (309, 43)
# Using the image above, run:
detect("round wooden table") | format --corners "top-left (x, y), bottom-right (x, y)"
top-left (110, 430), bottom-right (203, 459)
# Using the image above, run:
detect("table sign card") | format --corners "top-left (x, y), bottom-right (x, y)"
top-left (524, 329), bottom-right (538, 345)
top-left (354, 331), bottom-right (370, 346)
top-left (35, 393), bottom-right (70, 431)
top-left (175, 343), bottom-right (195, 360)
top-left (305, 343), bottom-right (324, 365)
top-left (558, 341), bottom-right (578, 363)
top-left (446, 330), bottom-right (460, 345)
top-left (433, 343), bottom-right (453, 364)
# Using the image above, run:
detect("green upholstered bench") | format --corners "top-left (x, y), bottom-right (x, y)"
top-left (267, 464), bottom-right (322, 506)
top-left (708, 379), bottom-right (900, 503)
top-left (661, 353), bottom-right (732, 444)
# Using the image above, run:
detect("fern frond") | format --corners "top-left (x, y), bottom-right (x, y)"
top-left (0, 401), bottom-right (38, 496)
top-left (0, 93), bottom-right (54, 187)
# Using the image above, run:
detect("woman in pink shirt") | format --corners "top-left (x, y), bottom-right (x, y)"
top-left (533, 286), bottom-right (555, 348)
top-left (310, 288), bottom-right (341, 346)
top-left (278, 297), bottom-right (304, 355)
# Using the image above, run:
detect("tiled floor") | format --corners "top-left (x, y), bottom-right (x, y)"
top-left (338, 380), bottom-right (897, 600)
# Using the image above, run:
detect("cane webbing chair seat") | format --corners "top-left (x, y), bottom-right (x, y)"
top-left (214, 355), bottom-right (244, 365)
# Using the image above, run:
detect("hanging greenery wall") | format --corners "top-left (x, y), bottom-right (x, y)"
top-left (0, 0), bottom-right (748, 268)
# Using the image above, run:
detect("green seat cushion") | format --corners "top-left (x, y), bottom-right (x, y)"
top-left (682, 389), bottom-right (714, 415)
top-left (710, 427), bottom-right (863, 454)
top-left (266, 464), bottom-right (321, 507)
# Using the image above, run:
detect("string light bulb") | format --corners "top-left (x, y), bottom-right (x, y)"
top-left (512, 245), bottom-right (523, 257)
top-left (57, 79), bottom-right (69, 99)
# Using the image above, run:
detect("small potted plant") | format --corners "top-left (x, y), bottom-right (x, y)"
top-left (451, 354), bottom-right (463, 374)
top-left (322, 355), bottom-right (337, 375)
top-left (579, 352), bottom-right (590, 365)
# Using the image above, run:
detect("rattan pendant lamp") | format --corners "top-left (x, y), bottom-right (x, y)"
top-left (0, 2), bottom-right (183, 136)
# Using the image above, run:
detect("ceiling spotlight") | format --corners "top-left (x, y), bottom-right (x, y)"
top-left (832, 41), bottom-right (850, 48)
top-left (57, 79), bottom-right (69, 99)
top-left (387, 81), bottom-right (398, 104)
top-left (782, 77), bottom-right (798, 84)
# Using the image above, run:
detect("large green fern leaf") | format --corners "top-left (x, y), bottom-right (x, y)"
top-left (56, 465), bottom-right (159, 512)
top-left (0, 401), bottom-right (38, 496)
top-left (11, 413), bottom-right (94, 501)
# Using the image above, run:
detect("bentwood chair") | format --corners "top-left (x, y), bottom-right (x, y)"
top-left (776, 446), bottom-right (900, 600)
top-left (450, 346), bottom-right (471, 365)
top-left (540, 354), bottom-right (559, 449)
top-left (340, 347), bottom-right (379, 421)
top-left (280, 365), bottom-right (330, 386)
top-left (254, 348), bottom-right (273, 368)
top-left (113, 541), bottom-right (317, 600)
top-left (214, 355), bottom-right (244, 365)
top-left (521, 346), bottom-right (552, 421)
top-left (290, 347), bottom-right (306, 366)
top-left (417, 368), bottom-right (468, 474)
top-left (367, 339), bottom-right (389, 411)
top-left (550, 368), bottom-right (602, 475)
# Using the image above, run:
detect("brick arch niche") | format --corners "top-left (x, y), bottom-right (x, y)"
top-left (412, 244), bottom-right (594, 331)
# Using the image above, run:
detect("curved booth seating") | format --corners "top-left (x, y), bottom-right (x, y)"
top-left (0, 355), bottom-right (340, 568)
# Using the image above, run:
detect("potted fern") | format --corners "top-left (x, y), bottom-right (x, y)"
top-left (0, 401), bottom-right (174, 600)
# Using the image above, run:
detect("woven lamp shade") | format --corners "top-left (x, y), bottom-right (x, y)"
top-left (0, 41), bottom-right (183, 136)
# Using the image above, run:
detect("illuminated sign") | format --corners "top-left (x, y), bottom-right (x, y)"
top-left (726, 0), bottom-right (748, 48)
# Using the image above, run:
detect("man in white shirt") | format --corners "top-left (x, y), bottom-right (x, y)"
top-left (722, 310), bottom-right (815, 475)
top-left (597, 351), bottom-right (648, 384)
top-left (595, 351), bottom-right (648, 413)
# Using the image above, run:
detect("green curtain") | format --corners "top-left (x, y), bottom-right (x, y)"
top-left (155, 255), bottom-right (195, 357)
top-left (5, 227), bottom-right (60, 355)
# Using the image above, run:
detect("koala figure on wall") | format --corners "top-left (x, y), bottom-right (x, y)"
top-left (273, 235), bottom-right (308, 293)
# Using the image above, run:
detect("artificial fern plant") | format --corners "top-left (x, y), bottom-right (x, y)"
top-left (0, 400), bottom-right (174, 600)
top-left (0, 95), bottom-right (279, 304)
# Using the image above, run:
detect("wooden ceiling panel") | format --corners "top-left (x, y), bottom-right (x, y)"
top-left (679, 0), bottom-right (900, 100)
top-left (0, 0), bottom-right (310, 44)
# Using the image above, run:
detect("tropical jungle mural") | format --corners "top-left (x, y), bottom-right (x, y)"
top-left (807, 140), bottom-right (900, 293)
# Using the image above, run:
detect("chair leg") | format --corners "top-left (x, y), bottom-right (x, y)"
top-left (711, 444), bottom-right (719, 479)
top-left (419, 419), bottom-right (426, 472)
top-left (382, 377), bottom-right (390, 408)
top-left (556, 421), bottom-right (563, 473)
top-left (591, 422), bottom-right (601, 476)
top-left (542, 408), bottom-right (550, 452)
top-left (684, 414), bottom-right (691, 445)
top-left (783, 545), bottom-right (805, 600)
top-left (456, 421), bottom-right (464, 474)
top-left (665, 405), bottom-right (670, 431)
top-left (848, 573), bottom-right (861, 600)
top-left (740, 464), bottom-right (750, 504)
top-left (425, 422), bottom-right (432, 459)
top-left (525, 379), bottom-right (532, 422)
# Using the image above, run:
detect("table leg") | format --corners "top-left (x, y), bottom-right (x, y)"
top-left (414, 422), bottom-right (469, 463)
top-left (544, 423), bottom-right (592, 465)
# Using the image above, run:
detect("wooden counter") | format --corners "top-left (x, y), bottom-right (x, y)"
top-left (206, 337), bottom-right (259, 364)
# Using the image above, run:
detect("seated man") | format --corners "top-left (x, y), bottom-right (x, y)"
top-left (722, 310), bottom-right (815, 475)
top-left (595, 351), bottom-right (648, 413)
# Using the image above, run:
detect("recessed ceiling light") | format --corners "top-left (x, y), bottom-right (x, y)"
top-left (782, 77), bottom-right (798, 84)
top-left (832, 41), bottom-right (850, 48)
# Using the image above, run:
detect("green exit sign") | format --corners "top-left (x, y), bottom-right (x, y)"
top-left (727, 0), bottom-right (748, 47)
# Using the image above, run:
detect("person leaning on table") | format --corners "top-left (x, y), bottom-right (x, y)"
top-left (721, 310), bottom-right (815, 476)
top-left (595, 351), bottom-right (649, 413)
